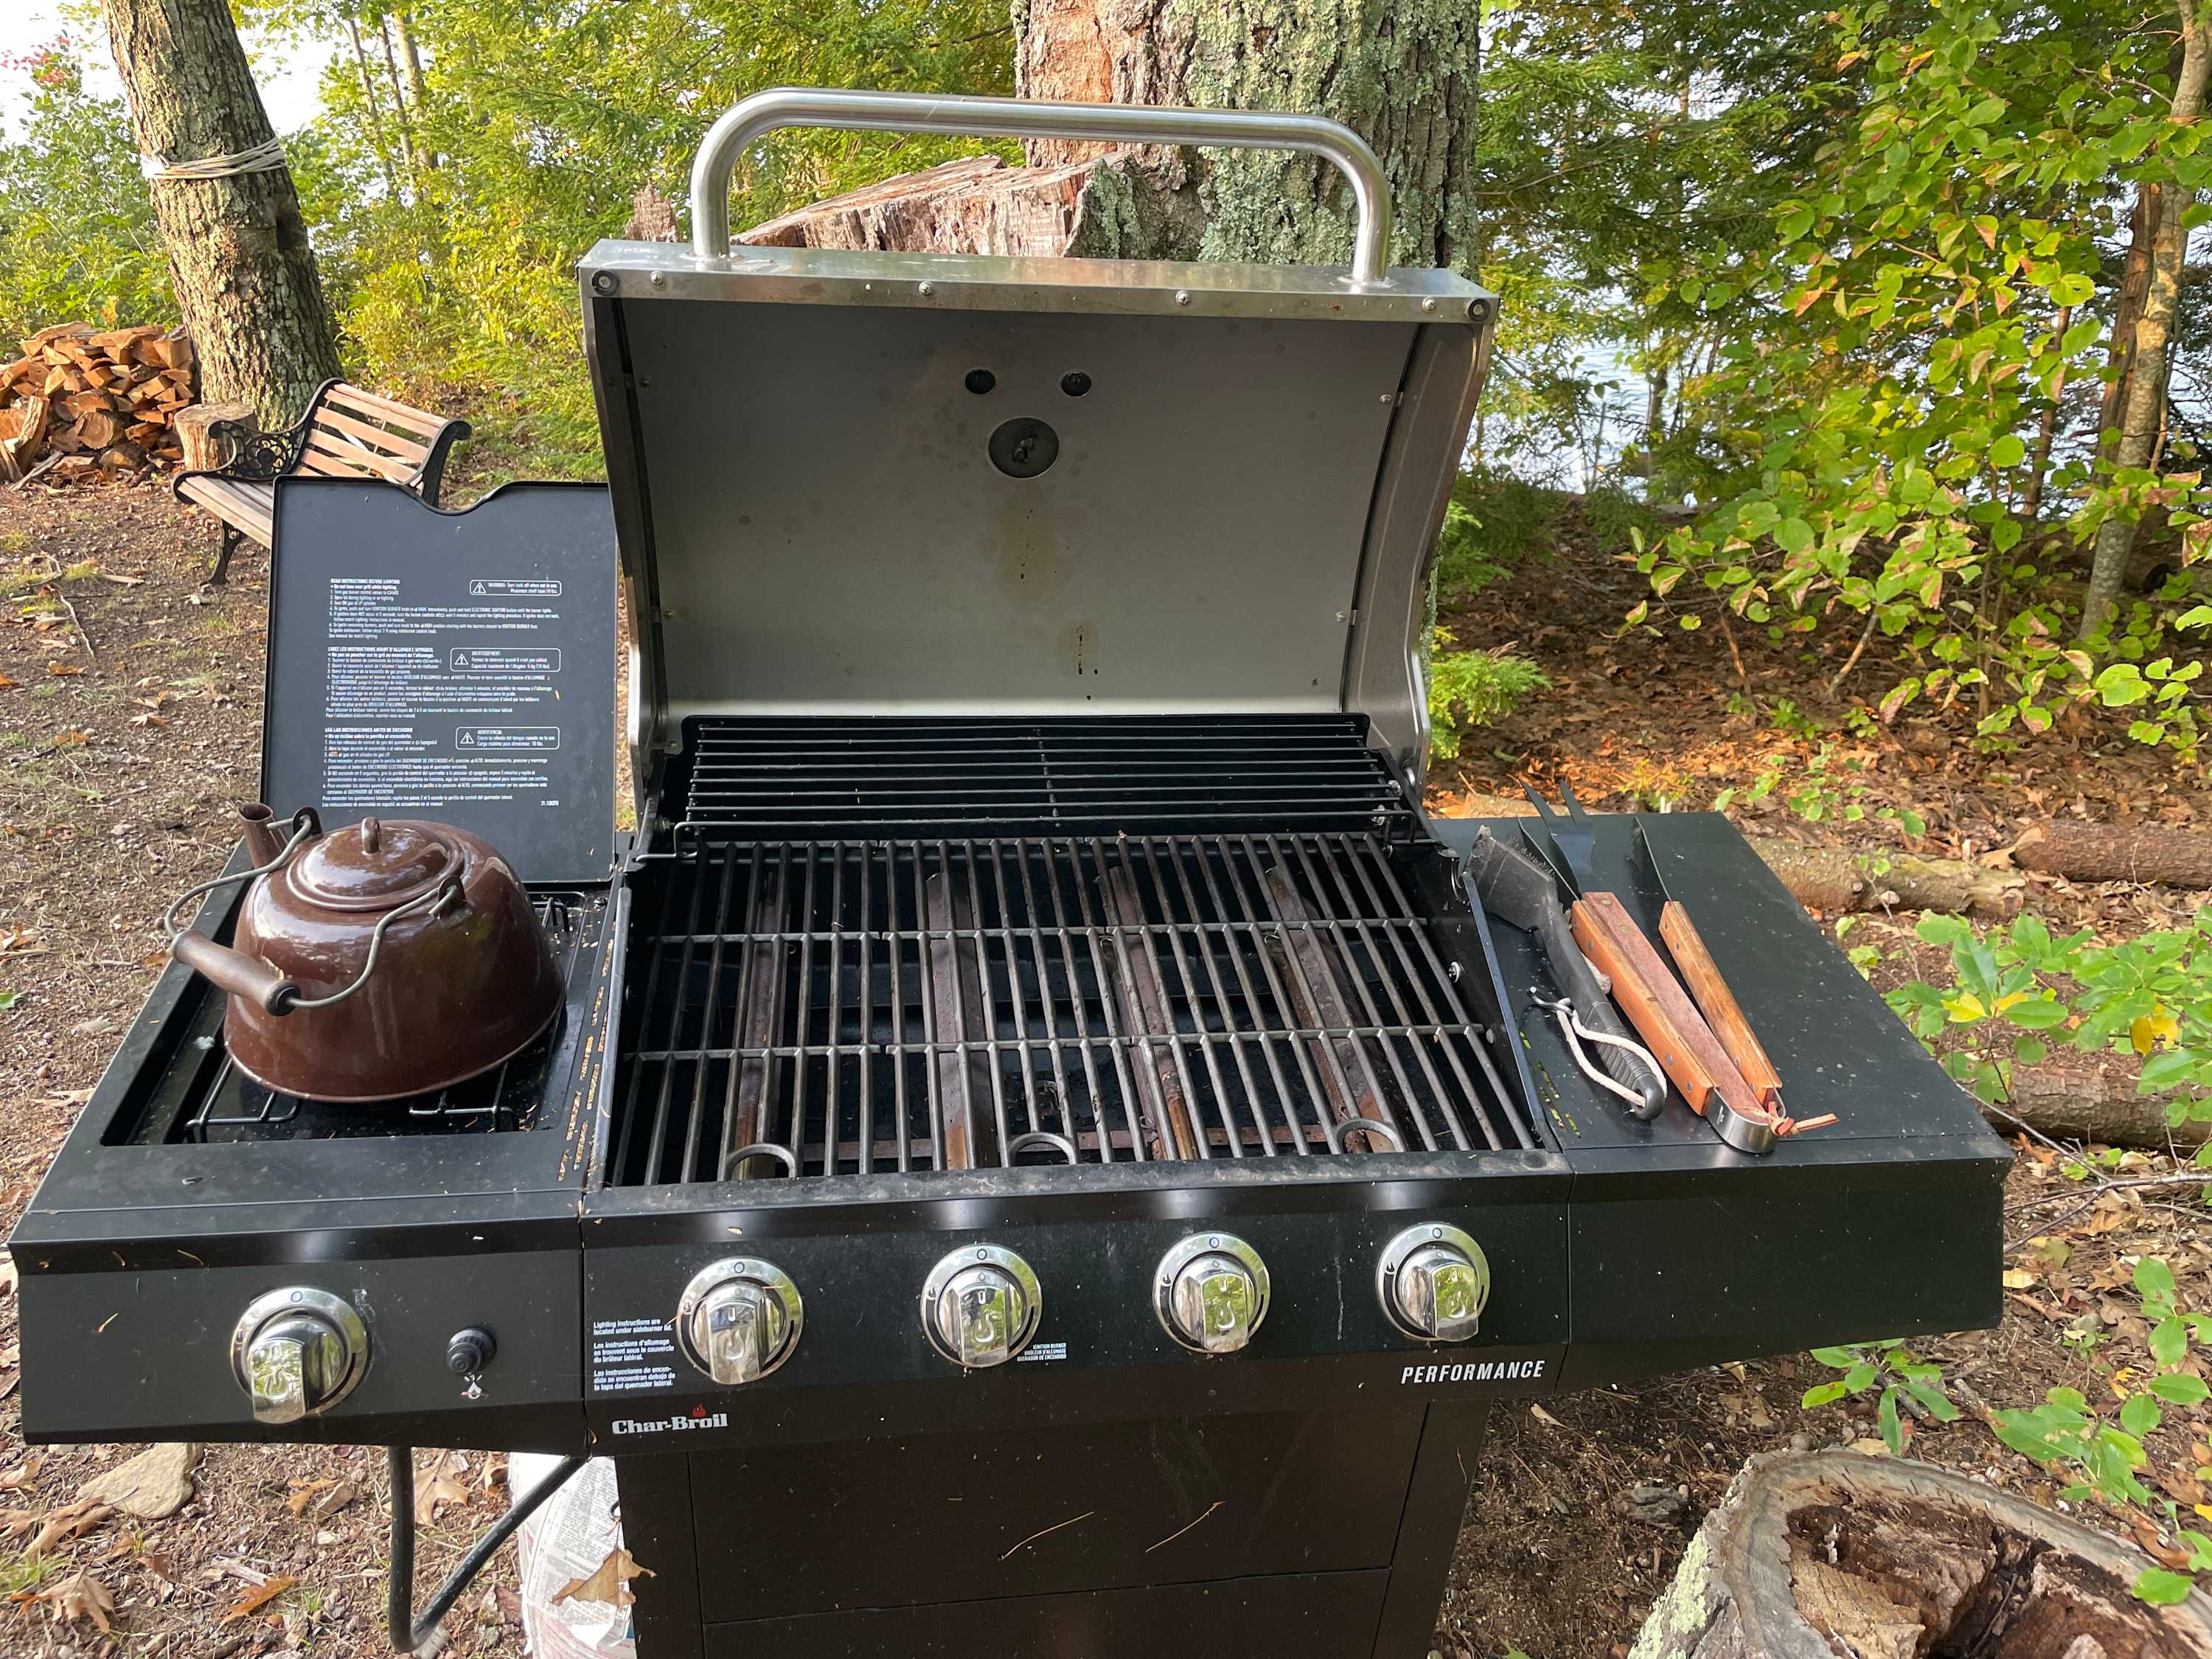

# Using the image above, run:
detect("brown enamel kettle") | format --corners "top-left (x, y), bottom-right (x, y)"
top-left (166, 803), bottom-right (562, 1102)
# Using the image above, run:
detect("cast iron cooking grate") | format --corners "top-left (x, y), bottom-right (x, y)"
top-left (605, 832), bottom-right (1531, 1184)
top-left (668, 714), bottom-right (1412, 841)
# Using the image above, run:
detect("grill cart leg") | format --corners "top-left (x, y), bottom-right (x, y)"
top-left (1371, 1401), bottom-right (1492, 1659)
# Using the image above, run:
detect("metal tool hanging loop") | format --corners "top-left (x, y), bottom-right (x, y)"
top-left (686, 86), bottom-right (1397, 286)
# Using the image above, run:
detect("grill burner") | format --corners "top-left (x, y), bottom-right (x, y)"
top-left (116, 894), bottom-right (605, 1144)
top-left (610, 828), bottom-right (1528, 1186)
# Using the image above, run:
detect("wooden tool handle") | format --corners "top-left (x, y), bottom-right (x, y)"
top-left (1569, 897), bottom-right (1716, 1110)
top-left (1660, 900), bottom-right (1784, 1112)
top-left (1571, 891), bottom-right (1767, 1124)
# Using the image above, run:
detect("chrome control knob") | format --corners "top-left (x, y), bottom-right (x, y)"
top-left (229, 1288), bottom-right (369, 1425)
top-left (1378, 1224), bottom-right (1491, 1343)
top-left (1155, 1234), bottom-right (1270, 1354)
top-left (677, 1259), bottom-right (803, 1385)
top-left (921, 1245), bottom-right (1040, 1369)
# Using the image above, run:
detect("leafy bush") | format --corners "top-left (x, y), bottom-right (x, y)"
top-left (1435, 469), bottom-right (1555, 600)
top-left (1889, 910), bottom-right (2212, 1151)
top-left (1427, 630), bottom-right (1550, 761)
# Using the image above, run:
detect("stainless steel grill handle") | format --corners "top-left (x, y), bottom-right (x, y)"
top-left (688, 86), bottom-right (1396, 286)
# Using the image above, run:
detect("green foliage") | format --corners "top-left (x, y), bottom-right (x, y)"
top-left (1800, 1339), bottom-right (1959, 1453)
top-left (1427, 630), bottom-right (1550, 762)
top-left (255, 0), bottom-right (1017, 478)
top-left (1435, 469), bottom-right (1552, 599)
top-left (0, 41), bottom-right (173, 342)
top-left (1889, 911), bottom-right (2212, 1156)
top-left (1626, 0), bottom-right (2211, 758)
top-left (1989, 1258), bottom-right (2212, 1603)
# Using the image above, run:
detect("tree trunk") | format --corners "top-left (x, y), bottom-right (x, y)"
top-left (745, 0), bottom-right (1478, 272)
top-left (2016, 819), bottom-right (2212, 888)
top-left (2079, 10), bottom-right (2209, 637)
top-left (377, 16), bottom-right (419, 182)
top-left (1632, 1450), bottom-right (2212, 1658)
top-left (2097, 184), bottom-right (2159, 453)
top-left (105, 0), bottom-right (342, 429)
top-left (392, 10), bottom-right (437, 168)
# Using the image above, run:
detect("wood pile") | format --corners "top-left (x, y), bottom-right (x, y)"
top-left (0, 324), bottom-right (196, 484)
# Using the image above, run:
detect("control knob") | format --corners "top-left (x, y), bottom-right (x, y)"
top-left (229, 1287), bottom-right (370, 1425)
top-left (921, 1245), bottom-right (1040, 1369)
top-left (1378, 1224), bottom-right (1490, 1343)
top-left (1155, 1234), bottom-right (1270, 1354)
top-left (676, 1259), bottom-right (804, 1385)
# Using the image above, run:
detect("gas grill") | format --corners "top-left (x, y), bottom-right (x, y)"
top-left (12, 89), bottom-right (2008, 1659)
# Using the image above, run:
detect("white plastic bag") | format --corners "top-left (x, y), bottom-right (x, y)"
top-left (510, 1453), bottom-right (636, 1659)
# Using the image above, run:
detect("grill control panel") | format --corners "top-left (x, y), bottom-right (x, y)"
top-left (584, 1185), bottom-right (1571, 1450)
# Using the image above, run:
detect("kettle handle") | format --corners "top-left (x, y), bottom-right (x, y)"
top-left (171, 931), bottom-right (299, 1015)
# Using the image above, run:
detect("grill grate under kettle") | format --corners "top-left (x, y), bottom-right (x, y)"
top-left (607, 830), bottom-right (1532, 1186)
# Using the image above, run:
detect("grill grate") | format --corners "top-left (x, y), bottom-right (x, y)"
top-left (669, 715), bottom-right (1411, 842)
top-left (606, 832), bottom-right (1531, 1186)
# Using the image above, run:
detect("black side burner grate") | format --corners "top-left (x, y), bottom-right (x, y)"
top-left (666, 714), bottom-right (1412, 843)
top-left (116, 894), bottom-right (608, 1144)
top-left (606, 832), bottom-right (1532, 1186)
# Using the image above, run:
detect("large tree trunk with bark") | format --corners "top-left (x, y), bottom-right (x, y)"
top-left (1632, 1450), bottom-right (2212, 1658)
top-left (2079, 9), bottom-right (2210, 637)
top-left (105, 0), bottom-right (342, 428)
top-left (742, 0), bottom-right (1479, 272)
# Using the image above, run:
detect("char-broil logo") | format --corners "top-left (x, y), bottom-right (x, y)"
top-left (1401, 1359), bottom-right (1546, 1385)
top-left (611, 1404), bottom-right (729, 1436)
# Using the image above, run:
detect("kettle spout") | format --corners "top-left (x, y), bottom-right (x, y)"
top-left (239, 803), bottom-right (285, 867)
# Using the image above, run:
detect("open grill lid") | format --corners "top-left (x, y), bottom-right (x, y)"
top-left (580, 90), bottom-right (1495, 806)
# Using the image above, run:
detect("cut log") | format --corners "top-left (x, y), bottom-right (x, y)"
top-left (1986, 1053), bottom-right (2205, 1151)
top-left (2017, 820), bottom-right (2212, 889)
top-left (1631, 1449), bottom-right (2212, 1658)
top-left (0, 394), bottom-right (50, 484)
top-left (1742, 837), bottom-right (2023, 917)
top-left (742, 153), bottom-right (1101, 258)
top-left (175, 400), bottom-right (252, 471)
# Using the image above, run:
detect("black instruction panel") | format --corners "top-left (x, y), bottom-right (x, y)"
top-left (264, 478), bottom-right (616, 884)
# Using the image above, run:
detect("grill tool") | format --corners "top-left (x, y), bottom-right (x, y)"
top-left (1467, 826), bottom-right (1665, 1116)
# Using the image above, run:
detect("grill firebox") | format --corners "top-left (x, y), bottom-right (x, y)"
top-left (611, 717), bottom-right (1531, 1187)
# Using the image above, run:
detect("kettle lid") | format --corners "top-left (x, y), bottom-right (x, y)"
top-left (288, 818), bottom-right (462, 911)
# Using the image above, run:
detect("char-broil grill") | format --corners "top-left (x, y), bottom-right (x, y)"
top-left (12, 90), bottom-right (2008, 1659)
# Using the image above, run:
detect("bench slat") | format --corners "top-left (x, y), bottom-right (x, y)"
top-left (302, 431), bottom-right (416, 485)
top-left (178, 476), bottom-right (275, 546)
top-left (323, 383), bottom-right (451, 438)
top-left (310, 403), bottom-right (433, 470)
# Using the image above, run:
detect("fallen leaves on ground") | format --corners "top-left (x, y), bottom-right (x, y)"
top-left (553, 1547), bottom-right (651, 1609)
top-left (29, 1569), bottom-right (114, 1632)
top-left (218, 1572), bottom-right (296, 1624)
top-left (414, 1451), bottom-right (470, 1521)
top-left (10, 1497), bottom-right (112, 1558)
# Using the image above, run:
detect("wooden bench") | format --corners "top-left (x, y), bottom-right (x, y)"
top-left (173, 379), bottom-right (471, 583)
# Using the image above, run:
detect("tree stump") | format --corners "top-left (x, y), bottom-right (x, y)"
top-left (175, 400), bottom-right (254, 473)
top-left (1632, 1450), bottom-right (2212, 1658)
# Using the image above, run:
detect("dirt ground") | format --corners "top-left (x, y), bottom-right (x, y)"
top-left (0, 479), bottom-right (2204, 1658)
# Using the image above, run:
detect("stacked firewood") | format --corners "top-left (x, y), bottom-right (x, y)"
top-left (0, 324), bottom-right (196, 484)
